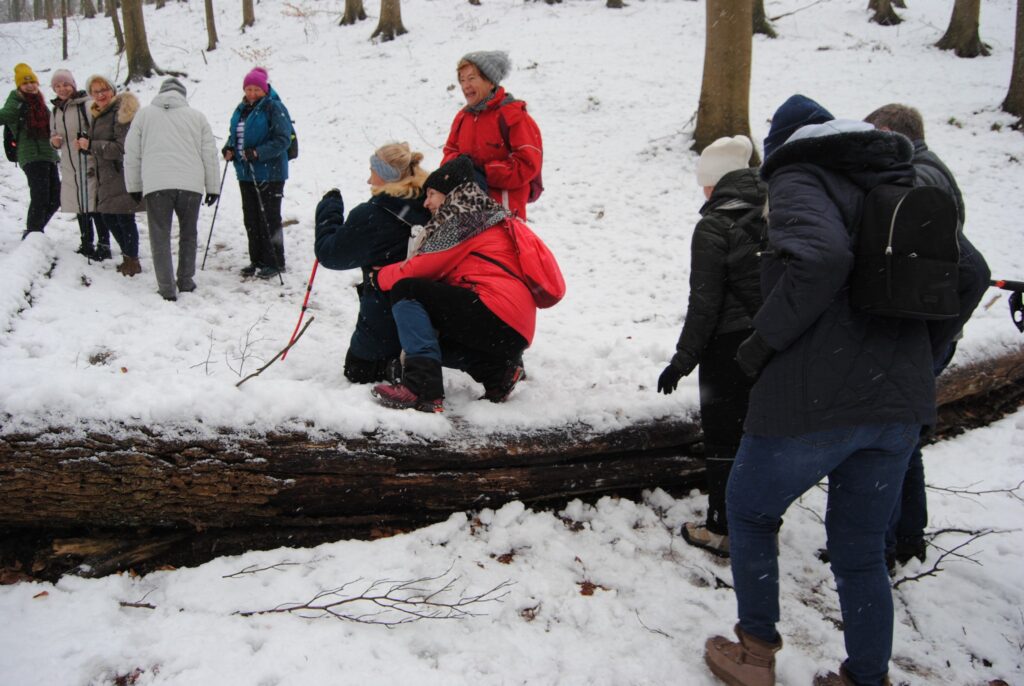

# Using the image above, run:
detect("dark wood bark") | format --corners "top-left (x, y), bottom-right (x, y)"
top-left (1005, 0), bottom-right (1024, 118)
top-left (936, 0), bottom-right (990, 57)
top-left (868, 0), bottom-right (902, 26)
top-left (82, 0), bottom-right (96, 18)
top-left (371, 0), bottom-right (406, 41)
top-left (122, 0), bottom-right (158, 81)
top-left (694, 0), bottom-right (758, 163)
top-left (2, 343), bottom-right (1021, 580)
top-left (44, 0), bottom-right (53, 26)
top-left (753, 0), bottom-right (776, 38)
top-left (61, 0), bottom-right (68, 58)
top-left (108, 0), bottom-right (125, 54)
top-left (204, 0), bottom-right (217, 50)
top-left (11, 0), bottom-right (23, 21)
top-left (240, 0), bottom-right (253, 29)
top-left (339, 0), bottom-right (365, 25)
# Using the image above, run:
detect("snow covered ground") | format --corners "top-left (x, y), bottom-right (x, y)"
top-left (0, 0), bottom-right (1022, 439)
top-left (0, 409), bottom-right (1021, 685)
top-left (1, 1), bottom-right (1023, 684)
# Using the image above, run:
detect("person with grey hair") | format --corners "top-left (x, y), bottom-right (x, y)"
top-left (441, 50), bottom-right (543, 220)
top-left (124, 77), bottom-right (221, 301)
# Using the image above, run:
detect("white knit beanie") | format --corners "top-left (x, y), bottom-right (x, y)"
top-left (696, 135), bottom-right (754, 187)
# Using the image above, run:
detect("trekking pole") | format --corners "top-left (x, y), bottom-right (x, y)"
top-left (246, 159), bottom-right (285, 286)
top-left (282, 259), bottom-right (319, 361)
top-left (200, 164), bottom-right (229, 271)
top-left (991, 279), bottom-right (1024, 333)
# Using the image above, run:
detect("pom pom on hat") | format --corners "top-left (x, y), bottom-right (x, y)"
top-left (424, 155), bottom-right (476, 196)
top-left (50, 69), bottom-right (76, 90)
top-left (459, 51), bottom-right (511, 86)
top-left (243, 67), bottom-right (269, 94)
top-left (14, 63), bottom-right (39, 87)
top-left (159, 77), bottom-right (187, 97)
top-left (763, 94), bottom-right (834, 160)
top-left (696, 135), bottom-right (754, 187)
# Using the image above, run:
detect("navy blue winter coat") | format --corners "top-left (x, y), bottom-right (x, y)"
top-left (314, 191), bottom-right (431, 361)
top-left (226, 88), bottom-right (292, 183)
top-left (746, 126), bottom-right (942, 436)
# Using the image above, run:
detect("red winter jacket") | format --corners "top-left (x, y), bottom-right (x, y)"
top-left (442, 88), bottom-right (542, 220)
top-left (377, 219), bottom-right (537, 345)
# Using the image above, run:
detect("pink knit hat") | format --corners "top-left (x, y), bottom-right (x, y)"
top-left (51, 69), bottom-right (77, 89)
top-left (242, 67), bottom-right (269, 93)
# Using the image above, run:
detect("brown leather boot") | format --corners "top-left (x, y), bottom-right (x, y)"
top-left (813, 666), bottom-right (890, 686)
top-left (119, 256), bottom-right (142, 277)
top-left (705, 623), bottom-right (782, 686)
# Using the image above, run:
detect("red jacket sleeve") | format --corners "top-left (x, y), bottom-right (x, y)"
top-left (377, 240), bottom-right (476, 291)
top-left (441, 112), bottom-right (465, 165)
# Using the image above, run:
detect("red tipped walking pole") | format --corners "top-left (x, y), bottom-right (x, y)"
top-left (282, 259), bottom-right (319, 361)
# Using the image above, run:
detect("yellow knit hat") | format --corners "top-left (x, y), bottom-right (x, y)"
top-left (14, 63), bottom-right (38, 86)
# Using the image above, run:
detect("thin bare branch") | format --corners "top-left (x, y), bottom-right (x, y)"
top-left (222, 561), bottom-right (304, 578)
top-left (236, 316), bottom-right (315, 388)
top-left (893, 529), bottom-right (1007, 588)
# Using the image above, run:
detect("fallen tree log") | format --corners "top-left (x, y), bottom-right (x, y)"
top-left (1, 342), bottom-right (1021, 580)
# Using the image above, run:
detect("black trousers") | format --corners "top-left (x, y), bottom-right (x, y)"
top-left (239, 180), bottom-right (285, 269)
top-left (23, 161), bottom-right (61, 234)
top-left (697, 328), bottom-right (755, 535)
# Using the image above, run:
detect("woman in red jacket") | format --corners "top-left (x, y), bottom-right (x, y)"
top-left (442, 50), bottom-right (542, 220)
top-left (371, 156), bottom-right (533, 413)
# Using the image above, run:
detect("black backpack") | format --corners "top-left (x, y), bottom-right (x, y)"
top-left (850, 183), bottom-right (960, 320)
top-left (3, 125), bottom-right (16, 163)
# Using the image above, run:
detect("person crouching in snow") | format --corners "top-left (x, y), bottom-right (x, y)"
top-left (370, 155), bottom-right (532, 413)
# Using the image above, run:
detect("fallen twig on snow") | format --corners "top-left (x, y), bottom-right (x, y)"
top-left (893, 529), bottom-right (1008, 589)
top-left (236, 316), bottom-right (314, 388)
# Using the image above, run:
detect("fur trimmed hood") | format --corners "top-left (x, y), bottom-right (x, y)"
top-left (91, 91), bottom-right (139, 123)
top-left (761, 125), bottom-right (914, 185)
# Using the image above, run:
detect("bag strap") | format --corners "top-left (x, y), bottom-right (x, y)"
top-left (470, 250), bottom-right (526, 287)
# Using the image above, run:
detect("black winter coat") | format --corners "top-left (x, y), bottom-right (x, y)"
top-left (748, 127), bottom-right (940, 436)
top-left (671, 168), bottom-right (766, 374)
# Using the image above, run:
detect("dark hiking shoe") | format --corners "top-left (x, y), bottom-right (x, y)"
top-left (76, 244), bottom-right (96, 259)
top-left (814, 666), bottom-right (891, 685)
top-left (240, 264), bottom-right (258, 278)
top-left (681, 522), bottom-right (730, 558)
top-left (482, 363), bottom-right (525, 403)
top-left (384, 357), bottom-right (403, 385)
top-left (94, 244), bottom-right (112, 261)
top-left (705, 624), bottom-right (782, 686)
top-left (177, 281), bottom-right (196, 293)
top-left (371, 383), bottom-right (443, 413)
top-left (894, 540), bottom-right (926, 566)
top-left (257, 266), bottom-right (282, 280)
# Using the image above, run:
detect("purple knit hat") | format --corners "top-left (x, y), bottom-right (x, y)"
top-left (50, 69), bottom-right (77, 89)
top-left (243, 67), bottom-right (269, 93)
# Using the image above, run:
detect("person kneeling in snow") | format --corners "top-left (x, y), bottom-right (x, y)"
top-left (370, 155), bottom-right (532, 413)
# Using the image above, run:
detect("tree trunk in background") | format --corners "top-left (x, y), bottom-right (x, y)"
top-left (108, 0), bottom-right (125, 53)
top-left (339, 0), bottom-right (365, 25)
top-left (155, 0), bottom-right (165, 8)
top-left (868, 0), bottom-right (902, 26)
top-left (371, 0), bottom-right (407, 41)
top-left (62, 0), bottom-right (69, 57)
top-left (122, 0), bottom-right (159, 81)
top-left (936, 0), bottom-right (990, 58)
top-left (1004, 0), bottom-right (1024, 118)
top-left (892, 0), bottom-right (906, 7)
top-left (753, 0), bottom-right (776, 38)
top-left (694, 0), bottom-right (757, 163)
top-left (205, 0), bottom-right (218, 50)
top-left (45, 0), bottom-right (53, 26)
top-left (11, 0), bottom-right (22, 21)
top-left (241, 0), bottom-right (254, 29)
top-left (82, 0), bottom-right (96, 17)
top-left (34, 0), bottom-right (42, 20)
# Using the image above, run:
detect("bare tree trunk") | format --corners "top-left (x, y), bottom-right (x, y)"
top-left (82, 0), bottom-right (96, 17)
top-left (1004, 0), bottom-right (1024, 118)
top-left (11, 0), bottom-right (23, 21)
top-left (62, 0), bottom-right (69, 58)
top-left (205, 0), bottom-right (218, 50)
top-left (122, 0), bottom-right (159, 81)
top-left (753, 0), bottom-right (776, 38)
top-left (936, 0), bottom-right (990, 58)
top-left (893, 0), bottom-right (906, 7)
top-left (241, 0), bottom-right (254, 29)
top-left (155, 0), bottom-right (165, 8)
top-left (469, 0), bottom-right (480, 5)
top-left (339, 0), bottom-right (365, 25)
top-left (694, 0), bottom-right (757, 163)
top-left (868, 0), bottom-right (902, 26)
top-left (371, 0), bottom-right (407, 41)
top-left (108, 0), bottom-right (125, 53)
top-left (34, 0), bottom-right (42, 20)
top-left (45, 0), bottom-right (54, 26)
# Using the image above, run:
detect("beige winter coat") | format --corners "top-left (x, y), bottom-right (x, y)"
top-left (50, 91), bottom-right (97, 214)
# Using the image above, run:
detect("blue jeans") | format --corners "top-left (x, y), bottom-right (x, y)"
top-left (727, 423), bottom-right (918, 686)
top-left (101, 212), bottom-right (140, 259)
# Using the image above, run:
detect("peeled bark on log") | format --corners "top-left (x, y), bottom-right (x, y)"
top-left (1, 343), bottom-right (1021, 579)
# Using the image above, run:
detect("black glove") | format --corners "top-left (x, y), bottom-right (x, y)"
top-left (1010, 290), bottom-right (1024, 333)
top-left (657, 355), bottom-right (696, 395)
top-left (735, 331), bottom-right (775, 380)
top-left (366, 268), bottom-right (381, 292)
top-left (129, 192), bottom-right (142, 203)
top-left (221, 146), bottom-right (232, 159)
top-left (472, 164), bottom-right (489, 193)
top-left (242, 147), bottom-right (258, 161)
top-left (204, 193), bottom-right (219, 206)
top-left (323, 188), bottom-right (342, 201)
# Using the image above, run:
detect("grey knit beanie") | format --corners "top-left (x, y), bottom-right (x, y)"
top-left (459, 51), bottom-right (511, 86)
top-left (159, 77), bottom-right (187, 98)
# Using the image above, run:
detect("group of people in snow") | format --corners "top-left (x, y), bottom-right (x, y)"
top-left (2, 48), bottom-right (997, 685)
top-left (657, 95), bottom-right (989, 686)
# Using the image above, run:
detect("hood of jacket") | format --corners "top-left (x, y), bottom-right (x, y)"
top-left (151, 90), bottom-right (187, 110)
top-left (701, 167), bottom-right (766, 215)
top-left (761, 120), bottom-right (914, 190)
top-left (91, 91), bottom-right (140, 123)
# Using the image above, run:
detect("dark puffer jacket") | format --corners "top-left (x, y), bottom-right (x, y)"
top-left (670, 167), bottom-right (766, 374)
top-left (747, 126), bottom-right (940, 436)
top-left (88, 92), bottom-right (142, 214)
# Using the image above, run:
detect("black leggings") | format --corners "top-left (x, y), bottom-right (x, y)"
top-left (239, 180), bottom-right (285, 269)
top-left (23, 161), bottom-right (61, 234)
